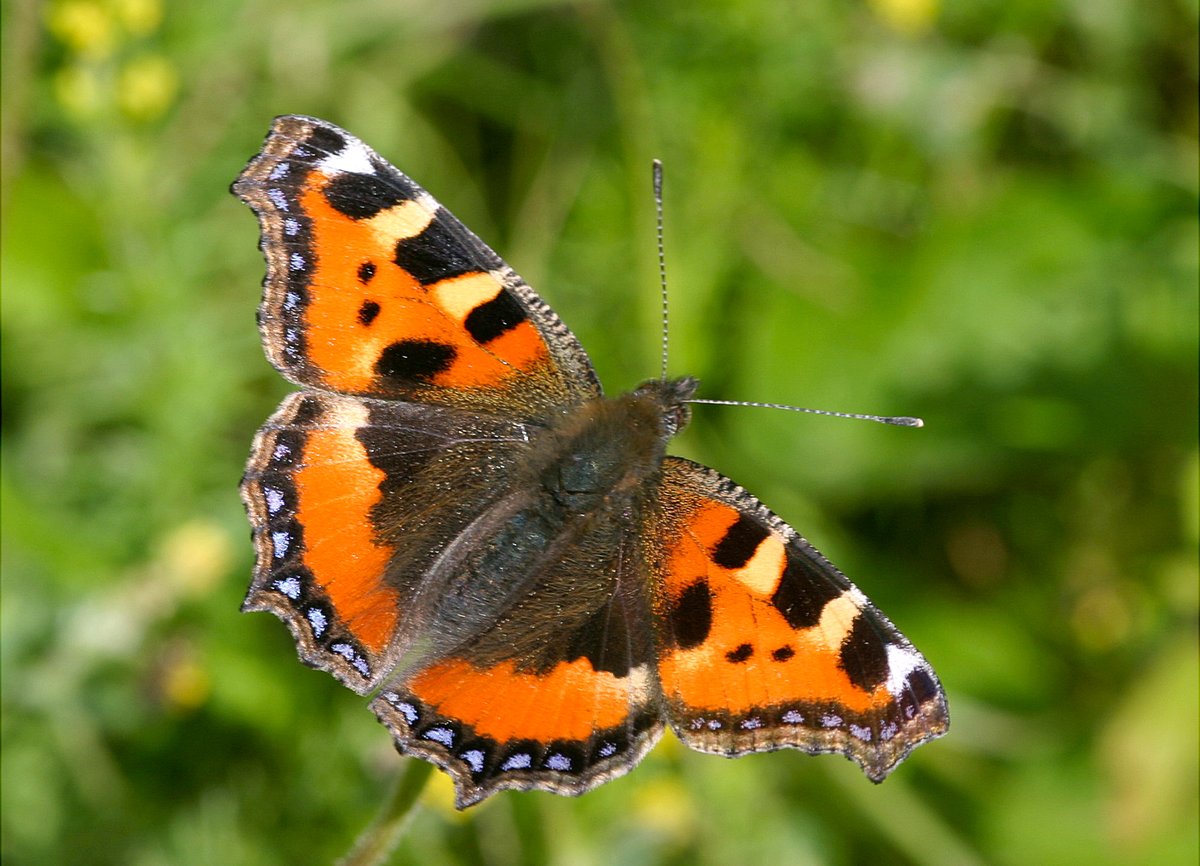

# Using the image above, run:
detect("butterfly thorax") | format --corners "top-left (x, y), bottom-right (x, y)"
top-left (531, 376), bottom-right (699, 512)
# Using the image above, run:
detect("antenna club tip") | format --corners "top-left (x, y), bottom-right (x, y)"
top-left (895, 416), bottom-right (924, 428)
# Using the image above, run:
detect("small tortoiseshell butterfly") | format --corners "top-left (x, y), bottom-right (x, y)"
top-left (234, 116), bottom-right (948, 809)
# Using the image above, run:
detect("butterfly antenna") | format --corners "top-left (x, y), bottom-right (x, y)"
top-left (658, 160), bottom-right (918, 429)
top-left (653, 159), bottom-right (670, 381)
top-left (687, 398), bottom-right (924, 428)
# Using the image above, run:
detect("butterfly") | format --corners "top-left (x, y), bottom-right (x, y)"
top-left (233, 116), bottom-right (948, 809)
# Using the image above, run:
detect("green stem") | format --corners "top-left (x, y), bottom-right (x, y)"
top-left (337, 759), bottom-right (435, 866)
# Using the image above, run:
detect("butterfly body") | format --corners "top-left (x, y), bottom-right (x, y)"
top-left (396, 376), bottom-right (696, 676)
top-left (235, 116), bottom-right (947, 808)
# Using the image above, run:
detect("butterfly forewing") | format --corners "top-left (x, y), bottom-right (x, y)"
top-left (233, 115), bottom-right (600, 413)
top-left (647, 457), bottom-right (948, 779)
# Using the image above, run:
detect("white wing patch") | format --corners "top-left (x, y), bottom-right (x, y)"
top-left (885, 643), bottom-right (927, 697)
top-left (318, 140), bottom-right (376, 177)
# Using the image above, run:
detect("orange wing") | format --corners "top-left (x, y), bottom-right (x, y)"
top-left (370, 527), bottom-right (664, 809)
top-left (241, 391), bottom-right (536, 692)
top-left (232, 115), bottom-right (599, 414)
top-left (372, 656), bottom-right (662, 809)
top-left (647, 458), bottom-right (948, 781)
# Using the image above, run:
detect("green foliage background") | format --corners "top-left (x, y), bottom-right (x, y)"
top-left (3, 0), bottom-right (1197, 864)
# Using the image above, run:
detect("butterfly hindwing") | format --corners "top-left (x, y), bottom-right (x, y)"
top-left (372, 655), bottom-right (663, 809)
top-left (241, 390), bottom-right (537, 692)
top-left (647, 457), bottom-right (948, 780)
top-left (370, 522), bottom-right (664, 808)
top-left (232, 115), bottom-right (600, 413)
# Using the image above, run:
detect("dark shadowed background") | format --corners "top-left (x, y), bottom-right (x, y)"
top-left (2, 1), bottom-right (1197, 864)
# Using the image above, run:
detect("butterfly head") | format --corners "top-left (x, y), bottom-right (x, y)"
top-left (631, 376), bottom-right (699, 439)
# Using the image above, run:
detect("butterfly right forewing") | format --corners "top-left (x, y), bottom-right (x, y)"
top-left (645, 457), bottom-right (948, 780)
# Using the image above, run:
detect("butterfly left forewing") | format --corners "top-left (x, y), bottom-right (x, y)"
top-left (647, 457), bottom-right (948, 780)
top-left (233, 115), bottom-right (600, 414)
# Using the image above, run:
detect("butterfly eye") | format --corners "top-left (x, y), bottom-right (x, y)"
top-left (662, 378), bottom-right (698, 437)
top-left (663, 403), bottom-right (691, 438)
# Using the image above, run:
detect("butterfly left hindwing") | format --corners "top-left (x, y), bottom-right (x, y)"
top-left (235, 116), bottom-right (948, 810)
top-left (240, 390), bottom-right (538, 692)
